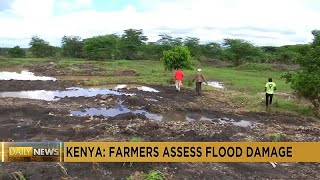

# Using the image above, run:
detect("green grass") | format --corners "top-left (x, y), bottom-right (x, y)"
top-left (126, 170), bottom-right (164, 180)
top-left (77, 60), bottom-right (292, 94)
top-left (0, 57), bottom-right (50, 67)
top-left (145, 170), bottom-right (164, 180)
top-left (3, 58), bottom-right (289, 93)
top-left (129, 136), bottom-right (142, 142)
top-left (269, 132), bottom-right (286, 142)
top-left (228, 91), bottom-right (314, 116)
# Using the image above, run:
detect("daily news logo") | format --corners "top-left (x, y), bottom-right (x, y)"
top-left (9, 147), bottom-right (59, 158)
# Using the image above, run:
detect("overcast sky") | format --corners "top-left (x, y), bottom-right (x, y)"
top-left (0, 0), bottom-right (319, 47)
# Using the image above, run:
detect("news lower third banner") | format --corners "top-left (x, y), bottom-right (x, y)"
top-left (1, 142), bottom-right (320, 162)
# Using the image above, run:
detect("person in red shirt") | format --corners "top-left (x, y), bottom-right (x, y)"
top-left (174, 68), bottom-right (184, 91)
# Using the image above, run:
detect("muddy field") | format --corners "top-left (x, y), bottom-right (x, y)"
top-left (0, 66), bottom-right (319, 179)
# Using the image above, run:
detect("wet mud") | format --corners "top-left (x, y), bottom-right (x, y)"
top-left (0, 68), bottom-right (319, 179)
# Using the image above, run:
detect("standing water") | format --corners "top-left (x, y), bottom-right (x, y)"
top-left (0, 71), bottom-right (56, 81)
top-left (70, 100), bottom-right (162, 120)
top-left (71, 105), bottom-right (254, 128)
top-left (0, 87), bottom-right (135, 101)
top-left (207, 81), bottom-right (224, 89)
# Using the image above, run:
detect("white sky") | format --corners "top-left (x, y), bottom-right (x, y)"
top-left (0, 0), bottom-right (319, 47)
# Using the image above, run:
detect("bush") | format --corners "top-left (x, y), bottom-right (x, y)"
top-left (282, 30), bottom-right (320, 117)
top-left (8, 46), bottom-right (26, 58)
top-left (160, 46), bottom-right (192, 71)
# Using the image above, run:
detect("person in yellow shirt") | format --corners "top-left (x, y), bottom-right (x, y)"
top-left (265, 78), bottom-right (276, 108)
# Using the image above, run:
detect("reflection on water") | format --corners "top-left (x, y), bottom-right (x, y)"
top-left (71, 103), bottom-right (162, 120)
top-left (87, 84), bottom-right (160, 92)
top-left (216, 118), bottom-right (253, 127)
top-left (0, 87), bottom-right (135, 101)
top-left (115, 84), bottom-right (127, 90)
top-left (0, 71), bottom-right (56, 81)
top-left (71, 106), bottom-right (253, 127)
top-left (207, 81), bottom-right (224, 89)
top-left (137, 86), bottom-right (159, 92)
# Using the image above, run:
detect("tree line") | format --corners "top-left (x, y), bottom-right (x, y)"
top-left (0, 28), bottom-right (312, 66)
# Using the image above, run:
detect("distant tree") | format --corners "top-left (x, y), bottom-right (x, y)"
top-left (222, 39), bottom-right (263, 66)
top-left (8, 46), bottom-right (26, 58)
top-left (120, 29), bottom-right (148, 60)
top-left (29, 36), bottom-right (55, 57)
top-left (83, 34), bottom-right (120, 60)
top-left (157, 34), bottom-right (174, 47)
top-left (160, 46), bottom-right (192, 71)
top-left (157, 34), bottom-right (183, 47)
top-left (172, 37), bottom-right (183, 46)
top-left (274, 51), bottom-right (302, 64)
top-left (61, 36), bottom-right (84, 58)
top-left (152, 34), bottom-right (184, 58)
top-left (142, 42), bottom-right (163, 60)
top-left (0, 48), bottom-right (10, 56)
top-left (184, 37), bottom-right (201, 59)
top-left (282, 30), bottom-right (320, 116)
top-left (200, 42), bottom-right (223, 59)
top-left (284, 44), bottom-right (311, 56)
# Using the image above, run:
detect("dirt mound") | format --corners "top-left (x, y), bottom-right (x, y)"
top-left (26, 62), bottom-right (138, 77)
top-left (269, 63), bottom-right (300, 71)
top-left (201, 59), bottom-right (230, 67)
top-left (115, 70), bottom-right (138, 76)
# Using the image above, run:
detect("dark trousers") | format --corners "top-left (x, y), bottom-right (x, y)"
top-left (196, 82), bottom-right (202, 95)
top-left (266, 93), bottom-right (273, 106)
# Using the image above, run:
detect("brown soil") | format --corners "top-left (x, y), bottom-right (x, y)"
top-left (0, 80), bottom-right (82, 91)
top-left (0, 70), bottom-right (319, 179)
top-left (26, 62), bottom-right (138, 76)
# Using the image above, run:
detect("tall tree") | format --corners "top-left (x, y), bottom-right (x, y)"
top-left (142, 42), bottom-right (163, 60)
top-left (222, 39), bottom-right (263, 66)
top-left (184, 37), bottom-right (201, 59)
top-left (157, 34), bottom-right (183, 46)
top-left (157, 34), bottom-right (174, 46)
top-left (61, 36), bottom-right (84, 58)
top-left (29, 36), bottom-right (55, 57)
top-left (83, 34), bottom-right (120, 60)
top-left (200, 42), bottom-right (222, 59)
top-left (120, 29), bottom-right (148, 60)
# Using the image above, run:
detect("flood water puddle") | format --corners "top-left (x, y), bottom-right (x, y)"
top-left (115, 84), bottom-right (159, 92)
top-left (207, 81), bottom-right (224, 89)
top-left (91, 84), bottom-right (160, 92)
top-left (71, 107), bottom-right (161, 120)
top-left (0, 87), bottom-right (134, 101)
top-left (214, 118), bottom-right (253, 127)
top-left (71, 106), bottom-right (254, 128)
top-left (0, 71), bottom-right (56, 81)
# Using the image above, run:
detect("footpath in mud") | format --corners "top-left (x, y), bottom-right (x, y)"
top-left (0, 68), bottom-right (319, 179)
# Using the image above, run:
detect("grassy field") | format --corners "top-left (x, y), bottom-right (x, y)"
top-left (56, 59), bottom-right (292, 92)
top-left (0, 57), bottom-right (314, 117)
